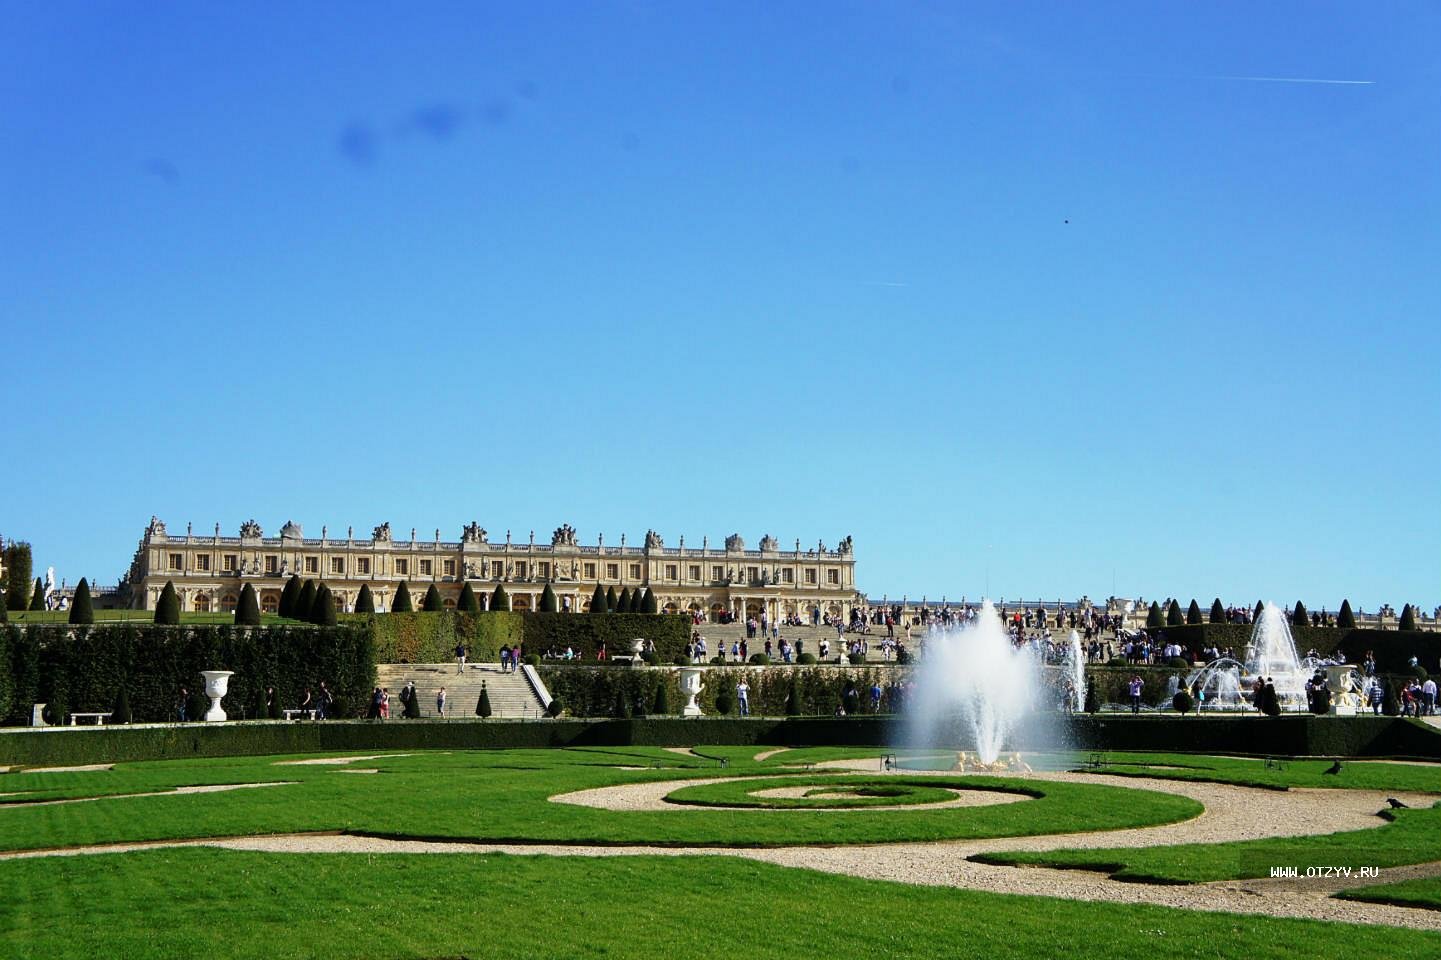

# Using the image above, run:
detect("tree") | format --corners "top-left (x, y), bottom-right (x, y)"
top-left (612, 686), bottom-right (630, 719)
top-left (1186, 599), bottom-right (1203, 626)
top-left (278, 575), bottom-right (301, 618)
top-left (652, 681), bottom-right (670, 715)
top-left (1254, 600), bottom-right (1265, 622)
top-left (29, 578), bottom-right (45, 610)
top-left (355, 584), bottom-right (375, 615)
top-left (1209, 598), bottom-right (1225, 624)
top-left (1400, 604), bottom-right (1418, 632)
top-left (422, 583), bottom-right (444, 612)
top-left (458, 582), bottom-right (480, 614)
top-left (392, 581), bottom-right (414, 613)
top-left (1084, 678), bottom-right (1099, 715)
top-left (155, 581), bottom-right (181, 624)
top-left (235, 583), bottom-right (261, 626)
top-left (490, 584), bottom-right (510, 612)
top-left (1145, 602), bottom-right (1164, 629)
top-left (296, 580), bottom-right (317, 621)
top-left (714, 686), bottom-right (734, 715)
top-left (540, 583), bottom-right (559, 613)
top-left (311, 583), bottom-right (337, 626)
top-left (617, 587), bottom-right (632, 614)
top-left (69, 578), bottom-right (94, 624)
top-left (1172, 690), bottom-right (1194, 716)
top-left (1383, 680), bottom-right (1399, 716)
top-left (1166, 600), bottom-right (1184, 627)
top-left (3, 540), bottom-right (32, 614)
top-left (785, 679), bottom-right (802, 716)
top-left (1292, 601), bottom-right (1308, 627)
top-left (475, 681), bottom-right (492, 718)
top-left (605, 586), bottom-right (618, 613)
top-left (111, 685), bottom-right (132, 724)
top-left (589, 583), bottom-right (607, 614)
top-left (641, 588), bottom-right (659, 614)
top-left (1338, 599), bottom-right (1356, 629)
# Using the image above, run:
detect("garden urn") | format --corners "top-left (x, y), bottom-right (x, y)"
top-left (200, 670), bottom-right (235, 722)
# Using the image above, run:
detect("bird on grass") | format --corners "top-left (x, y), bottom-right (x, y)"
top-left (1323, 761), bottom-right (1343, 775)
top-left (1387, 798), bottom-right (1408, 809)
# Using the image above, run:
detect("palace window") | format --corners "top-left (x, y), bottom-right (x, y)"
top-left (265, 555), bottom-right (278, 574)
top-left (304, 556), bottom-right (318, 574)
top-left (331, 557), bottom-right (345, 575)
top-left (419, 560), bottom-right (432, 576)
top-left (712, 565), bottom-right (723, 581)
top-left (357, 557), bottom-right (371, 575)
top-left (665, 564), bottom-right (677, 580)
top-left (748, 566), bottom-right (759, 582)
top-left (805, 569), bottom-right (817, 584)
top-left (606, 563), bottom-right (619, 580)
top-left (222, 554), bottom-right (237, 572)
top-left (689, 565), bottom-right (700, 581)
top-left (395, 558), bottom-right (409, 576)
top-left (515, 561), bottom-right (527, 578)
top-left (195, 554), bottom-right (211, 572)
top-left (443, 559), bottom-right (455, 577)
top-left (782, 569), bottom-right (793, 583)
top-left (538, 562), bottom-right (550, 579)
top-left (584, 562), bottom-right (596, 579)
top-left (261, 593), bottom-right (278, 614)
top-left (491, 561), bottom-right (503, 578)
top-left (629, 563), bottom-right (641, 579)
top-left (828, 569), bottom-right (839, 584)
top-left (168, 553), bottom-right (183, 570)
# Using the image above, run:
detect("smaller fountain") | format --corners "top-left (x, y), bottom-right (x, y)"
top-left (956, 751), bottom-right (1032, 774)
top-left (1063, 630), bottom-right (1085, 712)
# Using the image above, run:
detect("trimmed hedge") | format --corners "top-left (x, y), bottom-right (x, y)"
top-left (523, 613), bottom-right (689, 661)
top-left (1, 714), bottom-right (1436, 767)
top-left (1, 623), bottom-right (375, 725)
top-left (352, 612), bottom-right (524, 664)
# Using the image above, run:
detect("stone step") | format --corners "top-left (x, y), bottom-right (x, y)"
top-left (374, 663), bottom-right (546, 719)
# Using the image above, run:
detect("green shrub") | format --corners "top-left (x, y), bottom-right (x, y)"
top-left (525, 654), bottom-right (540, 668)
top-left (235, 584), bottom-right (261, 626)
top-left (1186, 600), bottom-right (1202, 626)
top-left (1401, 604), bottom-right (1418, 632)
top-left (540, 584), bottom-right (559, 613)
top-left (29, 579), bottom-right (44, 611)
top-left (749, 653), bottom-right (771, 666)
top-left (605, 586), bottom-right (617, 613)
top-left (641, 651), bottom-right (660, 666)
top-left (355, 584), bottom-right (375, 615)
top-left (616, 588), bottom-right (632, 614)
top-left (1084, 678), bottom-right (1099, 714)
top-left (279, 575), bottom-right (301, 618)
top-left (1209, 598), bottom-right (1225, 624)
top-left (522, 613), bottom-right (688, 662)
top-left (392, 582), bottom-right (414, 613)
top-left (252, 685), bottom-right (268, 721)
top-left (491, 585), bottom-right (511, 612)
top-left (1338, 599), bottom-right (1356, 629)
top-left (421, 584), bottom-right (443, 613)
top-left (0, 588), bottom-right (7, 623)
top-left (1166, 600), bottom-right (1184, 627)
top-left (672, 654), bottom-right (689, 666)
top-left (651, 681), bottom-right (670, 715)
top-left (1171, 690), bottom-right (1194, 715)
top-left (1293, 601), bottom-right (1308, 627)
top-left (589, 584), bottom-right (606, 614)
top-left (312, 584), bottom-right (337, 627)
top-left (709, 655), bottom-right (726, 665)
top-left (1254, 600), bottom-right (1264, 622)
top-left (612, 687), bottom-right (630, 719)
top-left (111, 684), bottom-right (132, 724)
top-left (785, 680), bottom-right (801, 717)
top-left (641, 588), bottom-right (659, 614)
top-left (457, 582), bottom-right (480, 614)
top-left (68, 579), bottom-right (94, 625)
top-left (1166, 656), bottom-right (1190, 669)
top-left (155, 581), bottom-right (181, 625)
top-left (1146, 602), bottom-right (1163, 629)
top-left (848, 652), bottom-right (866, 666)
top-left (3, 541), bottom-right (32, 615)
top-left (295, 580), bottom-right (316, 621)
top-left (797, 653), bottom-right (817, 665)
top-left (359, 611), bottom-right (523, 664)
top-left (1383, 680), bottom-right (1399, 716)
top-left (545, 698), bottom-right (563, 718)
top-left (714, 686), bottom-right (734, 715)
top-left (476, 682), bottom-right (492, 718)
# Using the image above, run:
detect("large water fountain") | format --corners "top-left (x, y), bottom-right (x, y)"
top-left (902, 600), bottom-right (1049, 764)
top-left (1184, 602), bottom-right (1325, 711)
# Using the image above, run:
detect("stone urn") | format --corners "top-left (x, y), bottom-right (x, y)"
top-left (200, 670), bottom-right (235, 722)
top-left (678, 667), bottom-right (705, 717)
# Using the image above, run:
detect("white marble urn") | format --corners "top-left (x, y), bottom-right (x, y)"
top-left (678, 667), bottom-right (705, 717)
top-left (200, 670), bottom-right (235, 722)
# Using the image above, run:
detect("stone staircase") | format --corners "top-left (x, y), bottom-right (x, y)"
top-left (374, 663), bottom-right (548, 719)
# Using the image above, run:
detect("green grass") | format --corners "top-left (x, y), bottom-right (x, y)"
top-left (975, 802), bottom-right (1441, 884)
top-left (5, 610), bottom-right (303, 625)
top-left (664, 774), bottom-right (1018, 809)
top-left (1081, 752), bottom-right (1441, 793)
top-left (1337, 877), bottom-right (1441, 911)
top-left (0, 747), bottom-right (1201, 852)
top-left (1, 849), bottom-right (1436, 960)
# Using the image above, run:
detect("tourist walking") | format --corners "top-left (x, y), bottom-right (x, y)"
top-left (317, 681), bottom-right (332, 720)
top-left (455, 642), bottom-right (468, 674)
top-left (437, 686), bottom-right (447, 718)
top-left (175, 687), bottom-right (189, 723)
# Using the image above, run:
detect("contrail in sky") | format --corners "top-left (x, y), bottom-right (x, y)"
top-left (1206, 75), bottom-right (1375, 85)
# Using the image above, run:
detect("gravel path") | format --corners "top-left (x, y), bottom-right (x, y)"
top-left (552, 776), bottom-right (1026, 812)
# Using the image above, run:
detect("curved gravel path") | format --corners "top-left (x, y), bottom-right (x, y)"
top-left (552, 776), bottom-right (1027, 812)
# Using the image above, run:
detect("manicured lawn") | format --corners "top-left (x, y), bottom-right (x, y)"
top-left (1082, 752), bottom-right (1441, 793)
top-left (1, 849), bottom-right (1436, 960)
top-left (975, 802), bottom-right (1441, 883)
top-left (0, 747), bottom-right (1201, 852)
top-left (1337, 877), bottom-right (1441, 911)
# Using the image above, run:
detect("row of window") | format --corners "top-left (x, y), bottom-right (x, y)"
top-left (166, 553), bottom-right (841, 585)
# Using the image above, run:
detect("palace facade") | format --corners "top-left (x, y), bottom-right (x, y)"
top-left (123, 518), bottom-right (862, 622)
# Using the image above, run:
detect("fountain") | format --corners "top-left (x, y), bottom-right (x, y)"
top-left (1182, 603), bottom-right (1317, 712)
top-left (902, 600), bottom-right (1047, 765)
top-left (1062, 630), bottom-right (1085, 713)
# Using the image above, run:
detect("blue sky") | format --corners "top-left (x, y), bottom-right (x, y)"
top-left (2, 1), bottom-right (1437, 610)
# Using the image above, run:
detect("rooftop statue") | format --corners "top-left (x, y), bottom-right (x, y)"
top-left (371, 522), bottom-right (392, 542)
top-left (239, 519), bottom-right (263, 539)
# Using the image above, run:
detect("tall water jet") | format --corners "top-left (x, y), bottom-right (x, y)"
top-left (902, 600), bottom-right (1047, 764)
top-left (1065, 629), bottom-right (1085, 713)
top-left (1249, 602), bottom-right (1308, 709)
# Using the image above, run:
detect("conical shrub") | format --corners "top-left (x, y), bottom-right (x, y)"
top-left (1338, 599), bottom-right (1355, 629)
top-left (1209, 599), bottom-right (1225, 624)
top-left (155, 581), bottom-right (181, 624)
top-left (1166, 600), bottom-right (1184, 627)
top-left (296, 580), bottom-right (317, 621)
top-left (490, 584), bottom-right (510, 611)
top-left (111, 685), bottom-right (132, 724)
top-left (235, 583), bottom-right (261, 626)
top-left (69, 578), bottom-right (94, 624)
top-left (1186, 600), bottom-right (1202, 626)
top-left (29, 578), bottom-right (44, 611)
top-left (392, 582), bottom-right (414, 612)
top-left (641, 588), bottom-right (659, 614)
top-left (458, 582), bottom-right (480, 614)
top-left (617, 587), bottom-right (632, 614)
top-left (605, 586), bottom-right (618, 613)
top-left (1145, 602), bottom-right (1164, 629)
top-left (652, 681), bottom-right (670, 715)
top-left (1400, 604), bottom-right (1418, 631)
top-left (1292, 601), bottom-right (1308, 627)
top-left (540, 583), bottom-right (559, 612)
top-left (590, 583), bottom-right (606, 614)
top-left (422, 583), bottom-right (443, 612)
top-left (355, 584), bottom-right (375, 615)
top-left (476, 682), bottom-right (492, 718)
top-left (312, 583), bottom-right (337, 626)
top-left (279, 575), bottom-right (301, 618)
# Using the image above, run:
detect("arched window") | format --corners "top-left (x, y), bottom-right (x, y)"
top-left (261, 592), bottom-right (280, 614)
top-left (220, 594), bottom-right (238, 613)
top-left (193, 594), bottom-right (211, 613)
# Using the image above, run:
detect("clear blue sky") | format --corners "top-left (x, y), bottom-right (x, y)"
top-left (2, 1), bottom-right (1437, 611)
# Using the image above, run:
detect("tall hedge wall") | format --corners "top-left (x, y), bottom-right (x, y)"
top-left (350, 612), bottom-right (690, 664)
top-left (540, 665), bottom-right (899, 718)
top-left (1, 623), bottom-right (375, 725)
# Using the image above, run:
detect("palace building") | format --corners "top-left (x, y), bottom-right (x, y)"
top-left (122, 518), bottom-right (862, 623)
